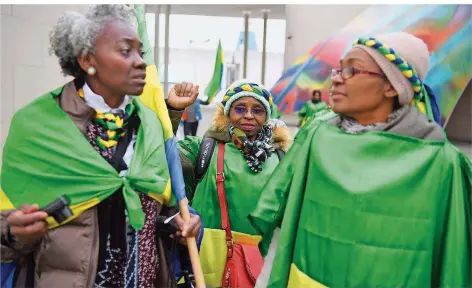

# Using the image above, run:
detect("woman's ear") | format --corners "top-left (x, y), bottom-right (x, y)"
top-left (77, 52), bottom-right (96, 73)
top-left (384, 81), bottom-right (398, 98)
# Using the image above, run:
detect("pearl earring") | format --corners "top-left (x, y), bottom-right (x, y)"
top-left (87, 67), bottom-right (96, 76)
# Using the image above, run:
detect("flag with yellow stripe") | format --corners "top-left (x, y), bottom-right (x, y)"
top-left (249, 119), bottom-right (471, 287)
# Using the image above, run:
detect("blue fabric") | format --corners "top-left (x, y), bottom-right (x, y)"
top-left (170, 206), bottom-right (204, 282)
top-left (164, 135), bottom-right (204, 282)
top-left (164, 138), bottom-right (187, 201)
top-left (195, 99), bottom-right (202, 121)
top-left (1, 262), bottom-right (15, 288)
top-left (424, 84), bottom-right (442, 125)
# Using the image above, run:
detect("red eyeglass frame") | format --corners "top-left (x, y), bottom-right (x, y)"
top-left (331, 67), bottom-right (386, 80)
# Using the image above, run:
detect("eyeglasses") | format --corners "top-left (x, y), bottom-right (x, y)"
top-left (331, 67), bottom-right (386, 80)
top-left (232, 106), bottom-right (266, 116)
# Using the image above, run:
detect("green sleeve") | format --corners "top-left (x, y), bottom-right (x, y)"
top-left (249, 122), bottom-right (317, 255)
top-left (177, 136), bottom-right (203, 202)
top-left (168, 109), bottom-right (184, 135)
top-left (298, 103), bottom-right (307, 118)
top-left (314, 101), bottom-right (328, 113)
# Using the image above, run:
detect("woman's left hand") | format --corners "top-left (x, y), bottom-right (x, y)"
top-left (166, 82), bottom-right (200, 110)
top-left (172, 213), bottom-right (202, 245)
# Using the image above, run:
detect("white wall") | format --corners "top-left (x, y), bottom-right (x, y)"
top-left (0, 5), bottom-right (88, 168)
top-left (283, 4), bottom-right (368, 69)
top-left (163, 48), bottom-right (284, 90)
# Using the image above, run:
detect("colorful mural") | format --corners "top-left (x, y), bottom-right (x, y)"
top-left (273, 5), bottom-right (471, 124)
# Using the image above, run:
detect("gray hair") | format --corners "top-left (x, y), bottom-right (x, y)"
top-left (49, 5), bottom-right (137, 78)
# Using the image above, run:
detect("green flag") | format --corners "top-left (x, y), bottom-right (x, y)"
top-left (249, 119), bottom-right (471, 287)
top-left (202, 40), bottom-right (224, 104)
top-left (0, 87), bottom-right (175, 230)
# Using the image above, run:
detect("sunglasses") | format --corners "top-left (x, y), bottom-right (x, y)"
top-left (331, 67), bottom-right (386, 80)
top-left (232, 106), bottom-right (266, 116)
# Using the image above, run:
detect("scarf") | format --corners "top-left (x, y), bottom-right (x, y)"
top-left (338, 105), bottom-right (409, 134)
top-left (78, 88), bottom-right (136, 150)
top-left (229, 124), bottom-right (274, 173)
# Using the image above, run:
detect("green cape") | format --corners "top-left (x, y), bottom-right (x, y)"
top-left (179, 137), bottom-right (281, 235)
top-left (1, 86), bottom-right (175, 230)
top-left (298, 101), bottom-right (329, 127)
top-left (249, 119), bottom-right (471, 287)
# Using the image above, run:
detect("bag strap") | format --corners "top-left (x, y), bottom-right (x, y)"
top-left (195, 137), bottom-right (216, 182)
top-left (275, 149), bottom-right (285, 161)
top-left (216, 142), bottom-right (234, 258)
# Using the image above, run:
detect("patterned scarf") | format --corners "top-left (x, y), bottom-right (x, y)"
top-left (229, 124), bottom-right (274, 173)
top-left (338, 105), bottom-right (409, 134)
top-left (77, 88), bottom-right (136, 150)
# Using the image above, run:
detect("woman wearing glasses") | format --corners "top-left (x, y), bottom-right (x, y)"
top-left (251, 32), bottom-right (471, 287)
top-left (177, 80), bottom-right (292, 287)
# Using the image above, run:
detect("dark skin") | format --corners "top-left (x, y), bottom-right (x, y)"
top-left (77, 20), bottom-right (199, 109)
top-left (313, 91), bottom-right (322, 102)
top-left (229, 97), bottom-right (267, 141)
top-left (330, 47), bottom-right (398, 125)
top-left (7, 20), bottom-right (201, 245)
top-left (78, 20), bottom-right (147, 108)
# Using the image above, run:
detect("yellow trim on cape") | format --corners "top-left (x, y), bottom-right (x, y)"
top-left (1, 187), bottom-right (102, 230)
top-left (0, 187), bottom-right (15, 210)
top-left (288, 263), bottom-right (327, 288)
top-left (148, 180), bottom-right (172, 205)
top-left (2, 187), bottom-right (168, 229)
top-left (198, 228), bottom-right (262, 287)
top-left (138, 64), bottom-right (174, 205)
top-left (46, 198), bottom-right (101, 229)
top-left (139, 64), bottom-right (173, 140)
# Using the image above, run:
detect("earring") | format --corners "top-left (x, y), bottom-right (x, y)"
top-left (87, 67), bottom-right (96, 76)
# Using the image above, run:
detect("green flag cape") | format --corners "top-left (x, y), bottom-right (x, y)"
top-left (249, 119), bottom-right (471, 287)
top-left (0, 87), bottom-right (175, 230)
top-left (178, 136), bottom-right (281, 286)
top-left (299, 101), bottom-right (329, 127)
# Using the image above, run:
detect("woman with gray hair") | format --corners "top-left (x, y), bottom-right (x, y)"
top-left (0, 5), bottom-right (202, 288)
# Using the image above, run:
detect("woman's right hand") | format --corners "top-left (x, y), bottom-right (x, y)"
top-left (7, 204), bottom-right (48, 244)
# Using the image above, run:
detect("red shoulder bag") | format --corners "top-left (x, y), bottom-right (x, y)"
top-left (216, 143), bottom-right (264, 288)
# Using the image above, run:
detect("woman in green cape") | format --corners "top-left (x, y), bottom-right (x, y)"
top-left (298, 89), bottom-right (330, 127)
top-left (1, 5), bottom-right (203, 288)
top-left (251, 32), bottom-right (471, 287)
top-left (177, 79), bottom-right (292, 287)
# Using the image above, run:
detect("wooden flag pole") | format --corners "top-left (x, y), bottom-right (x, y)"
top-left (179, 198), bottom-right (205, 288)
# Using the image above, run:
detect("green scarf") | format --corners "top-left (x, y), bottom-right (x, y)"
top-left (0, 86), bottom-right (175, 230)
